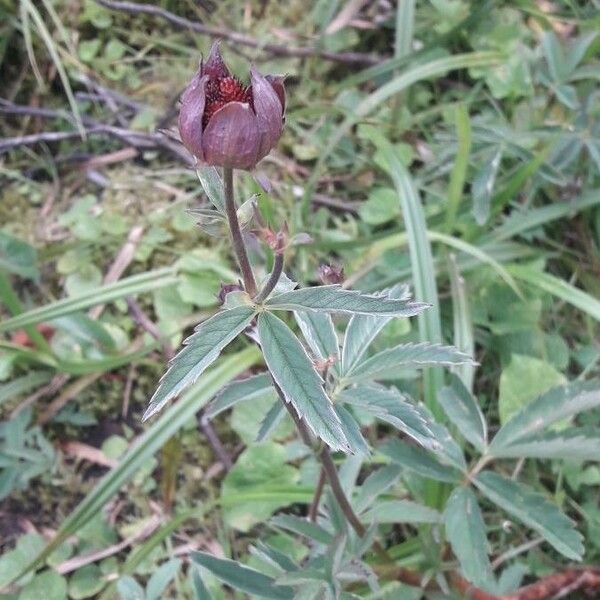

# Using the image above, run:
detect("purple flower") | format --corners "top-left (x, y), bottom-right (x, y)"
top-left (178, 42), bottom-right (285, 170)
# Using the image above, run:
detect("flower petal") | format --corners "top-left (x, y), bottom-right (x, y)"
top-left (202, 101), bottom-right (260, 170)
top-left (250, 66), bottom-right (284, 160)
top-left (266, 74), bottom-right (286, 114)
top-left (202, 41), bottom-right (230, 80)
top-left (178, 72), bottom-right (208, 161)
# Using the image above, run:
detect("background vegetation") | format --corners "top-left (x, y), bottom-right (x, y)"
top-left (1, 0), bottom-right (599, 598)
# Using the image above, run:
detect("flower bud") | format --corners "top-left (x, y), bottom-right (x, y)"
top-left (178, 42), bottom-right (286, 171)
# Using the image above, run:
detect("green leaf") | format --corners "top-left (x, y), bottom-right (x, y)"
top-left (17, 569), bottom-right (67, 600)
top-left (196, 166), bottom-right (225, 213)
top-left (489, 428), bottom-right (600, 461)
top-left (0, 230), bottom-right (39, 279)
top-left (191, 552), bottom-right (294, 600)
top-left (498, 354), bottom-right (567, 425)
top-left (144, 306), bottom-right (256, 420)
top-left (364, 500), bottom-right (441, 524)
top-left (191, 568), bottom-right (213, 600)
top-left (265, 285), bottom-right (428, 316)
top-left (444, 487), bottom-right (494, 589)
top-left (206, 373), bottom-right (275, 419)
top-left (474, 471), bottom-right (583, 560)
top-left (492, 380), bottom-right (600, 451)
top-left (256, 401), bottom-right (287, 443)
top-left (472, 148), bottom-right (502, 225)
top-left (116, 576), bottom-right (145, 600)
top-left (270, 515), bottom-right (333, 545)
top-left (347, 342), bottom-right (474, 381)
top-left (380, 439), bottom-right (460, 483)
top-left (146, 558), bottom-right (182, 600)
top-left (438, 375), bottom-right (487, 451)
top-left (341, 284), bottom-right (409, 376)
top-left (257, 312), bottom-right (350, 452)
top-left (0, 371), bottom-right (53, 409)
top-left (68, 564), bottom-right (105, 598)
top-left (294, 311), bottom-right (339, 365)
top-left (7, 347), bottom-right (260, 587)
top-left (0, 268), bottom-right (177, 333)
top-left (340, 385), bottom-right (436, 450)
top-left (335, 405), bottom-right (370, 456)
top-left (221, 443), bottom-right (299, 531)
top-left (353, 465), bottom-right (402, 514)
top-left (359, 187), bottom-right (400, 225)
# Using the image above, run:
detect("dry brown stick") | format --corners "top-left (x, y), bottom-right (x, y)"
top-left (93, 0), bottom-right (382, 66)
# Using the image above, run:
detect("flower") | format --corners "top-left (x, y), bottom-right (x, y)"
top-left (178, 42), bottom-right (285, 170)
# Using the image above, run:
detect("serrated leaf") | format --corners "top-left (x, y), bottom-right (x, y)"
top-left (340, 385), bottom-right (437, 450)
top-left (266, 285), bottom-right (428, 316)
top-left (257, 312), bottom-right (350, 452)
top-left (490, 380), bottom-right (600, 452)
top-left (473, 471), bottom-right (583, 560)
top-left (353, 465), bottom-right (402, 514)
top-left (294, 311), bottom-right (340, 369)
top-left (335, 405), bottom-right (370, 456)
top-left (445, 487), bottom-right (494, 589)
top-left (256, 400), bottom-right (286, 442)
top-left (270, 514), bottom-right (333, 545)
top-left (206, 373), bottom-right (275, 419)
top-left (438, 375), bottom-right (487, 451)
top-left (144, 306), bottom-right (256, 420)
top-left (196, 166), bottom-right (225, 213)
top-left (364, 500), bottom-right (441, 524)
top-left (191, 552), bottom-right (293, 600)
top-left (347, 342), bottom-right (474, 381)
top-left (380, 439), bottom-right (460, 483)
top-left (341, 284), bottom-right (409, 376)
top-left (489, 428), bottom-right (600, 460)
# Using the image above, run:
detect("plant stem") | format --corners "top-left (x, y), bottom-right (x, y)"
top-left (223, 167), bottom-right (257, 297)
top-left (253, 251), bottom-right (284, 303)
top-left (309, 468), bottom-right (326, 521)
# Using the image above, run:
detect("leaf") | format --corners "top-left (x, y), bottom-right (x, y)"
top-left (191, 568), bottom-right (214, 600)
top-left (380, 439), bottom-right (460, 483)
top-left (364, 500), bottom-right (441, 524)
top-left (0, 371), bottom-right (53, 409)
top-left (257, 312), bottom-right (350, 452)
top-left (294, 311), bottom-right (340, 366)
top-left (270, 515), bottom-right (333, 545)
top-left (17, 569), bottom-right (68, 600)
top-left (7, 347), bottom-right (260, 587)
top-left (206, 373), bottom-right (275, 419)
top-left (444, 487), bottom-right (494, 589)
top-left (196, 166), bottom-right (225, 213)
top-left (340, 385), bottom-right (436, 450)
top-left (472, 148), bottom-right (502, 225)
top-left (144, 306), bottom-right (256, 420)
top-left (191, 552), bottom-right (294, 600)
top-left (335, 405), bottom-right (370, 456)
top-left (347, 342), bottom-right (474, 381)
top-left (0, 230), bottom-right (39, 279)
top-left (498, 354), bottom-right (567, 425)
top-left (146, 558), bottom-right (182, 600)
top-left (221, 443), bottom-right (299, 531)
top-left (0, 268), bottom-right (177, 333)
top-left (473, 471), bottom-right (583, 560)
top-left (116, 576), bottom-right (145, 600)
top-left (256, 401), bottom-right (287, 443)
top-left (353, 465), bottom-right (402, 514)
top-left (491, 380), bottom-right (600, 451)
top-left (341, 284), bottom-right (409, 376)
top-left (489, 428), bottom-right (600, 461)
top-left (438, 375), bottom-right (487, 450)
top-left (266, 285), bottom-right (428, 316)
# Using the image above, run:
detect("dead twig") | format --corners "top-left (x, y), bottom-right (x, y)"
top-left (93, 0), bottom-right (381, 66)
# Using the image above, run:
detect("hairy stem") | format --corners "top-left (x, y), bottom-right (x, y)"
top-left (253, 251), bottom-right (284, 303)
top-left (223, 167), bottom-right (257, 297)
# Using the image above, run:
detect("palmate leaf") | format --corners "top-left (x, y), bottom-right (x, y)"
top-left (191, 552), bottom-right (293, 600)
top-left (265, 285), bottom-right (428, 316)
top-left (444, 487), bottom-right (494, 589)
top-left (490, 380), bottom-right (600, 452)
top-left (257, 312), bottom-right (350, 452)
top-left (346, 342), bottom-right (474, 382)
top-left (341, 284), bottom-right (409, 376)
top-left (144, 306), bottom-right (256, 420)
top-left (439, 375), bottom-right (487, 451)
top-left (489, 428), bottom-right (600, 460)
top-left (474, 471), bottom-right (583, 560)
top-left (340, 385), bottom-right (437, 450)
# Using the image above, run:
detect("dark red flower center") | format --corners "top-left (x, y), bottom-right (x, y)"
top-left (203, 76), bottom-right (253, 128)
